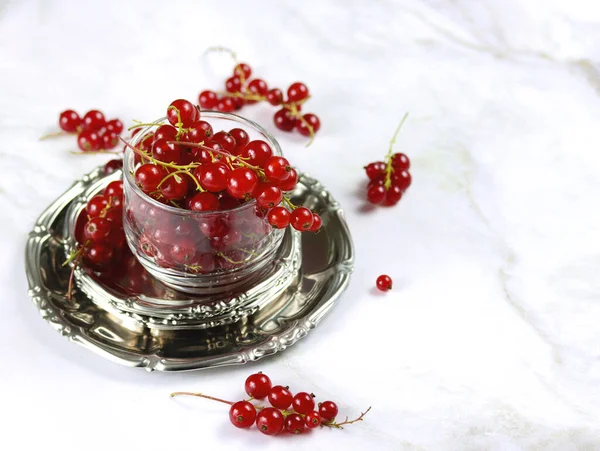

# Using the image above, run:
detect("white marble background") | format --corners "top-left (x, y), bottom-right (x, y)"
top-left (1, 0), bottom-right (600, 449)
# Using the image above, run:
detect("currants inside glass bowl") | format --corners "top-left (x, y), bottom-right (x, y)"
top-left (122, 99), bottom-right (321, 293)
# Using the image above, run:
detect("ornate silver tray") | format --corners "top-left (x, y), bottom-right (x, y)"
top-left (24, 166), bottom-right (354, 371)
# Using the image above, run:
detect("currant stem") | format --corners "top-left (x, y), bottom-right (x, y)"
top-left (129, 119), bottom-right (166, 131)
top-left (204, 46), bottom-right (237, 62)
top-left (169, 392), bottom-right (234, 405)
top-left (282, 196), bottom-right (297, 210)
top-left (384, 113), bottom-right (409, 189)
top-left (39, 130), bottom-right (69, 141)
top-left (171, 141), bottom-right (265, 173)
top-left (120, 138), bottom-right (199, 171)
top-left (322, 406), bottom-right (372, 429)
top-left (66, 250), bottom-right (82, 302)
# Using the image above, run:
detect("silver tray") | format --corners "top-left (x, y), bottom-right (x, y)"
top-left (24, 166), bottom-right (354, 371)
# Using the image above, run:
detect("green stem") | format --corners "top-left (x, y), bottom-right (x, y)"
top-left (384, 113), bottom-right (409, 190)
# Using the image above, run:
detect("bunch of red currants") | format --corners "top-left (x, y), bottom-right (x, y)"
top-left (57, 109), bottom-right (124, 152)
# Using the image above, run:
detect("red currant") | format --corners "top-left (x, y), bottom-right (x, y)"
top-left (274, 108), bottom-right (295, 132)
top-left (228, 128), bottom-right (249, 153)
top-left (292, 392), bottom-right (315, 415)
top-left (287, 82), bottom-right (309, 103)
top-left (86, 195), bottom-right (109, 218)
top-left (234, 62), bottom-right (252, 80)
top-left (309, 213), bottom-right (322, 232)
top-left (225, 76), bottom-right (242, 93)
top-left (264, 156), bottom-right (292, 182)
top-left (277, 168), bottom-right (299, 191)
top-left (83, 242), bottom-right (114, 271)
top-left (195, 162), bottom-right (230, 192)
top-left (186, 121), bottom-right (213, 143)
top-left (242, 140), bottom-right (273, 167)
top-left (268, 385), bottom-right (293, 410)
top-left (154, 124), bottom-right (178, 143)
top-left (105, 180), bottom-right (123, 198)
top-left (245, 372), bottom-right (272, 399)
top-left (247, 78), bottom-right (268, 97)
top-left (101, 132), bottom-right (119, 150)
top-left (365, 162), bottom-right (386, 180)
top-left (384, 185), bottom-right (403, 205)
top-left (268, 206), bottom-right (290, 229)
top-left (152, 139), bottom-right (182, 164)
top-left (256, 185), bottom-right (282, 209)
top-left (135, 164), bottom-right (166, 193)
top-left (226, 167), bottom-right (258, 199)
top-left (290, 207), bottom-right (313, 231)
top-left (266, 88), bottom-right (283, 106)
top-left (77, 130), bottom-right (101, 152)
top-left (59, 110), bottom-right (81, 133)
top-left (83, 217), bottom-right (113, 243)
top-left (106, 119), bottom-right (124, 135)
top-left (394, 170), bottom-right (412, 191)
top-left (167, 99), bottom-right (198, 128)
top-left (319, 401), bottom-right (338, 421)
top-left (305, 411), bottom-right (322, 428)
top-left (296, 113), bottom-right (321, 136)
top-left (229, 401), bottom-right (256, 429)
top-left (284, 414), bottom-right (305, 434)
top-left (367, 184), bottom-right (385, 204)
top-left (160, 173), bottom-right (189, 201)
top-left (211, 131), bottom-right (236, 153)
top-left (199, 90), bottom-right (218, 109)
top-left (376, 274), bottom-right (392, 291)
top-left (82, 110), bottom-right (106, 132)
top-left (217, 97), bottom-right (235, 113)
top-left (103, 159), bottom-right (123, 175)
top-left (392, 153), bottom-right (410, 171)
top-left (255, 407), bottom-right (284, 436)
top-left (188, 192), bottom-right (219, 211)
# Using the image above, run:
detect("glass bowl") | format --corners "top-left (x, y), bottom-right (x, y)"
top-left (123, 111), bottom-right (286, 294)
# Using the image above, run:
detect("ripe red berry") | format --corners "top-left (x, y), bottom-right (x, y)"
top-left (185, 121), bottom-right (213, 143)
top-left (167, 99), bottom-right (198, 128)
top-left (256, 186), bottom-right (282, 209)
top-left (82, 242), bottom-right (114, 271)
top-left (86, 195), bottom-right (109, 218)
top-left (266, 88), bottom-right (283, 106)
top-left (284, 414), bottom-right (305, 434)
top-left (376, 274), bottom-right (392, 291)
top-left (82, 110), bottom-right (106, 132)
top-left (256, 407), bottom-right (284, 436)
top-left (77, 130), bottom-right (101, 152)
top-left (154, 124), bottom-right (178, 143)
top-left (101, 132), bottom-right (119, 150)
top-left (196, 162), bottom-right (230, 192)
top-left (229, 401), bottom-right (256, 429)
top-left (290, 207), bottom-right (314, 231)
top-left (309, 213), bottom-right (322, 232)
top-left (226, 167), bottom-right (258, 199)
top-left (305, 411), bottom-right (322, 428)
top-left (247, 78), bottom-right (268, 97)
top-left (153, 139), bottom-right (182, 164)
top-left (106, 119), bottom-right (124, 135)
top-left (268, 206), bottom-right (291, 229)
top-left (225, 76), bottom-right (242, 93)
top-left (245, 372), bottom-right (272, 399)
top-left (384, 185), bottom-right (403, 206)
top-left (217, 97), bottom-right (235, 113)
top-left (234, 62), bottom-right (252, 80)
top-left (287, 82), bottom-right (309, 103)
top-left (365, 162), bottom-right (386, 180)
top-left (367, 184), bottom-right (386, 204)
top-left (199, 90), bottom-right (218, 109)
top-left (292, 392), bottom-right (315, 415)
top-left (135, 164), bottom-right (166, 193)
top-left (103, 159), bottom-right (123, 175)
top-left (211, 131), bottom-right (236, 153)
top-left (242, 140), bottom-right (273, 167)
top-left (169, 237), bottom-right (198, 265)
top-left (319, 401), bottom-right (338, 421)
top-left (188, 192), bottom-right (219, 211)
top-left (84, 217), bottom-right (113, 243)
top-left (160, 173), bottom-right (189, 201)
top-left (264, 156), bottom-right (292, 182)
top-left (296, 113), bottom-right (321, 136)
top-left (59, 110), bottom-right (81, 133)
top-left (391, 153), bottom-right (410, 171)
top-left (274, 108), bottom-right (295, 132)
top-left (277, 168), bottom-right (299, 192)
top-left (393, 170), bottom-right (412, 191)
top-left (228, 128), bottom-right (249, 153)
top-left (268, 385), bottom-right (293, 410)
top-left (104, 180), bottom-right (123, 198)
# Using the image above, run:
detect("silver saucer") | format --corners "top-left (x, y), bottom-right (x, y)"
top-left (24, 166), bottom-right (354, 371)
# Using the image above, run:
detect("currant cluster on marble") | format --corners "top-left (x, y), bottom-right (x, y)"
top-left (365, 113), bottom-right (412, 207)
top-left (171, 372), bottom-right (370, 436)
top-left (53, 109), bottom-right (124, 152)
top-left (198, 62), bottom-right (321, 143)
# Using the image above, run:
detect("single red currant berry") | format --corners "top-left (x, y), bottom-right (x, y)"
top-left (309, 213), bottom-right (322, 232)
top-left (160, 174), bottom-right (189, 200)
top-left (211, 131), bottom-right (236, 153)
top-left (228, 128), bottom-right (249, 153)
top-left (277, 168), bottom-right (299, 192)
top-left (226, 167), bottom-right (258, 199)
top-left (153, 139), bottom-right (182, 164)
top-left (229, 401), bottom-right (257, 429)
top-left (284, 414), bottom-right (305, 434)
top-left (242, 140), bottom-right (273, 167)
top-left (268, 206), bottom-right (291, 229)
top-left (185, 121), bottom-right (213, 143)
top-left (391, 153), bottom-right (410, 171)
top-left (188, 192), bottom-right (219, 211)
top-left (167, 99), bottom-right (198, 128)
top-left (365, 162), bottom-right (386, 180)
top-left (86, 195), bottom-right (109, 218)
top-left (245, 372), bottom-right (272, 399)
top-left (234, 62), bottom-right (252, 80)
top-left (247, 78), bottom-right (268, 97)
top-left (82, 110), bottom-right (106, 132)
top-left (169, 237), bottom-right (198, 265)
top-left (296, 113), bottom-right (321, 136)
top-left (154, 124), bottom-right (178, 143)
top-left (195, 162), bottom-right (230, 192)
top-left (264, 156), bottom-right (292, 182)
top-left (232, 97), bottom-right (245, 110)
top-left (77, 130), bottom-right (101, 152)
top-left (384, 185), bottom-right (403, 205)
top-left (266, 88), bottom-right (283, 106)
top-left (217, 97), bottom-right (235, 113)
top-left (318, 401), bottom-right (338, 421)
top-left (290, 207), bottom-right (314, 231)
top-left (256, 407), bottom-right (284, 436)
top-left (256, 186), bottom-right (283, 209)
top-left (367, 184), bottom-right (386, 204)
top-left (287, 82), bottom-right (309, 103)
top-left (274, 108), bottom-right (295, 132)
top-left (135, 164), bottom-right (166, 193)
top-left (292, 392), bottom-right (315, 415)
top-left (376, 274), bottom-right (392, 291)
top-left (225, 76), bottom-right (242, 93)
top-left (83, 217), bottom-right (112, 243)
top-left (268, 385), bottom-right (293, 410)
top-left (103, 159), bottom-right (123, 175)
top-left (199, 90), bottom-right (218, 109)
top-left (106, 119), bottom-right (124, 135)
top-left (102, 132), bottom-right (119, 150)
top-left (305, 411), bottom-right (322, 428)
top-left (393, 170), bottom-right (412, 191)
top-left (83, 242), bottom-right (114, 271)
top-left (104, 180), bottom-right (123, 198)
top-left (59, 110), bottom-right (81, 133)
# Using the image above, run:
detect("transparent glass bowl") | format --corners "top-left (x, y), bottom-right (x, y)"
top-left (123, 111), bottom-right (285, 294)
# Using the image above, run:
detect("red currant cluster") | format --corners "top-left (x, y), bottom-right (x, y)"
top-left (365, 114), bottom-right (412, 207)
top-left (125, 99), bottom-right (321, 273)
top-left (53, 109), bottom-right (124, 152)
top-left (199, 62), bottom-right (321, 142)
top-left (171, 372), bottom-right (370, 435)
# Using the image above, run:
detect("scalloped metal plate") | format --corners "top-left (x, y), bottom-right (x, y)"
top-left (24, 166), bottom-right (354, 371)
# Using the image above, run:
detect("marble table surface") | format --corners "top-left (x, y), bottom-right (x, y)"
top-left (2, 0), bottom-right (600, 449)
